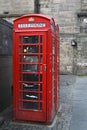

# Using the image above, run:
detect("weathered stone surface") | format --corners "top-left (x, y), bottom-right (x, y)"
top-left (39, 0), bottom-right (80, 74)
top-left (0, 0), bottom-right (34, 15)
top-left (81, 0), bottom-right (87, 10)
top-left (0, 0), bottom-right (87, 74)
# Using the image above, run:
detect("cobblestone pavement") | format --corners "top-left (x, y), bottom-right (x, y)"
top-left (0, 75), bottom-right (76, 130)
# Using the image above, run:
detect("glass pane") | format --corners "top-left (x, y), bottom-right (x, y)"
top-left (40, 102), bottom-right (42, 110)
top-left (23, 74), bottom-right (38, 82)
top-left (23, 64), bottom-right (38, 72)
top-left (40, 93), bottom-right (42, 100)
top-left (23, 36), bottom-right (38, 44)
top-left (40, 36), bottom-right (42, 44)
top-left (23, 92), bottom-right (38, 100)
top-left (23, 46), bottom-right (38, 53)
top-left (40, 46), bottom-right (42, 53)
top-left (23, 56), bottom-right (38, 62)
top-left (23, 102), bottom-right (38, 110)
top-left (40, 56), bottom-right (42, 63)
top-left (21, 83), bottom-right (38, 91)
top-left (40, 84), bottom-right (42, 91)
top-left (40, 74), bottom-right (42, 81)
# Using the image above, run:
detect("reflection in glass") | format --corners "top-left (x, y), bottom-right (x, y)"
top-left (40, 74), bottom-right (42, 81)
top-left (23, 64), bottom-right (38, 72)
top-left (23, 102), bottom-right (38, 110)
top-left (40, 102), bottom-right (42, 110)
top-left (23, 56), bottom-right (38, 62)
top-left (22, 83), bottom-right (38, 91)
top-left (23, 74), bottom-right (38, 82)
top-left (23, 46), bottom-right (38, 53)
top-left (40, 84), bottom-right (42, 91)
top-left (40, 46), bottom-right (42, 53)
top-left (23, 92), bottom-right (38, 100)
top-left (20, 83), bottom-right (42, 91)
top-left (40, 36), bottom-right (42, 44)
top-left (40, 94), bottom-right (42, 100)
top-left (23, 36), bottom-right (38, 44)
top-left (40, 56), bottom-right (42, 62)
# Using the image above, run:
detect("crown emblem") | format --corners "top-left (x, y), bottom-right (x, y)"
top-left (29, 17), bottom-right (34, 22)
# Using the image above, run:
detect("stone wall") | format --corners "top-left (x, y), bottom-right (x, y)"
top-left (81, 0), bottom-right (87, 10)
top-left (40, 0), bottom-right (80, 74)
top-left (77, 34), bottom-right (87, 74)
top-left (77, 0), bottom-right (87, 74)
top-left (0, 0), bottom-right (34, 15)
top-left (0, 0), bottom-right (87, 74)
top-left (60, 34), bottom-right (77, 74)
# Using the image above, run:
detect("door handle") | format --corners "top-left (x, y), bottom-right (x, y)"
top-left (44, 64), bottom-right (46, 71)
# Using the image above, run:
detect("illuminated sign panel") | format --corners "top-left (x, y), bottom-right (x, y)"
top-left (18, 23), bottom-right (46, 28)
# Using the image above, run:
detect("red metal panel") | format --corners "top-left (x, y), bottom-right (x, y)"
top-left (46, 30), bottom-right (53, 122)
top-left (46, 25), bottom-right (59, 122)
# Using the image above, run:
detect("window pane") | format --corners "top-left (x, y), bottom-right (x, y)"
top-left (40, 94), bottom-right (42, 100)
top-left (40, 102), bottom-right (42, 110)
top-left (23, 102), bottom-right (38, 110)
top-left (40, 36), bottom-right (42, 44)
top-left (40, 46), bottom-right (42, 53)
top-left (23, 74), bottom-right (38, 82)
top-left (23, 64), bottom-right (38, 72)
top-left (23, 92), bottom-right (38, 100)
top-left (40, 74), bottom-right (42, 81)
top-left (20, 83), bottom-right (38, 91)
top-left (23, 56), bottom-right (38, 62)
top-left (23, 36), bottom-right (38, 44)
top-left (40, 84), bottom-right (42, 91)
top-left (40, 56), bottom-right (42, 62)
top-left (23, 46), bottom-right (38, 53)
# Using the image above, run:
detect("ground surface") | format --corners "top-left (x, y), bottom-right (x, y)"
top-left (0, 75), bottom-right (86, 130)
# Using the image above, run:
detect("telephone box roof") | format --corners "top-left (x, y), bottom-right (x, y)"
top-left (14, 14), bottom-right (55, 25)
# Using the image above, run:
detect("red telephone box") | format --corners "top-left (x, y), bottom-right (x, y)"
top-left (13, 14), bottom-right (59, 123)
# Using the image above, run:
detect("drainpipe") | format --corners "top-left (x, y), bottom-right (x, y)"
top-left (34, 0), bottom-right (40, 14)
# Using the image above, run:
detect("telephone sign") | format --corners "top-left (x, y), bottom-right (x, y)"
top-left (18, 23), bottom-right (46, 28)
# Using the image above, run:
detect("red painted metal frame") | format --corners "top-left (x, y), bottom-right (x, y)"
top-left (13, 14), bottom-right (59, 123)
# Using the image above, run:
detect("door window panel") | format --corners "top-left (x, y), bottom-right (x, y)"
top-left (23, 102), bottom-right (38, 110)
top-left (20, 83), bottom-right (42, 92)
top-left (23, 74), bottom-right (38, 82)
top-left (40, 102), bottom-right (42, 110)
top-left (20, 83), bottom-right (39, 91)
top-left (23, 56), bottom-right (38, 62)
top-left (40, 35), bottom-right (42, 44)
top-left (23, 36), bottom-right (38, 44)
top-left (23, 92), bottom-right (38, 100)
top-left (23, 64), bottom-right (38, 72)
top-left (40, 46), bottom-right (42, 53)
top-left (23, 46), bottom-right (38, 53)
top-left (40, 74), bottom-right (42, 82)
top-left (40, 56), bottom-right (42, 63)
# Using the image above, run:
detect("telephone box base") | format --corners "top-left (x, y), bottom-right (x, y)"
top-left (10, 114), bottom-right (59, 130)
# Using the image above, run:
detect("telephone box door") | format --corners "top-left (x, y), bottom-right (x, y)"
top-left (14, 32), bottom-right (47, 121)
